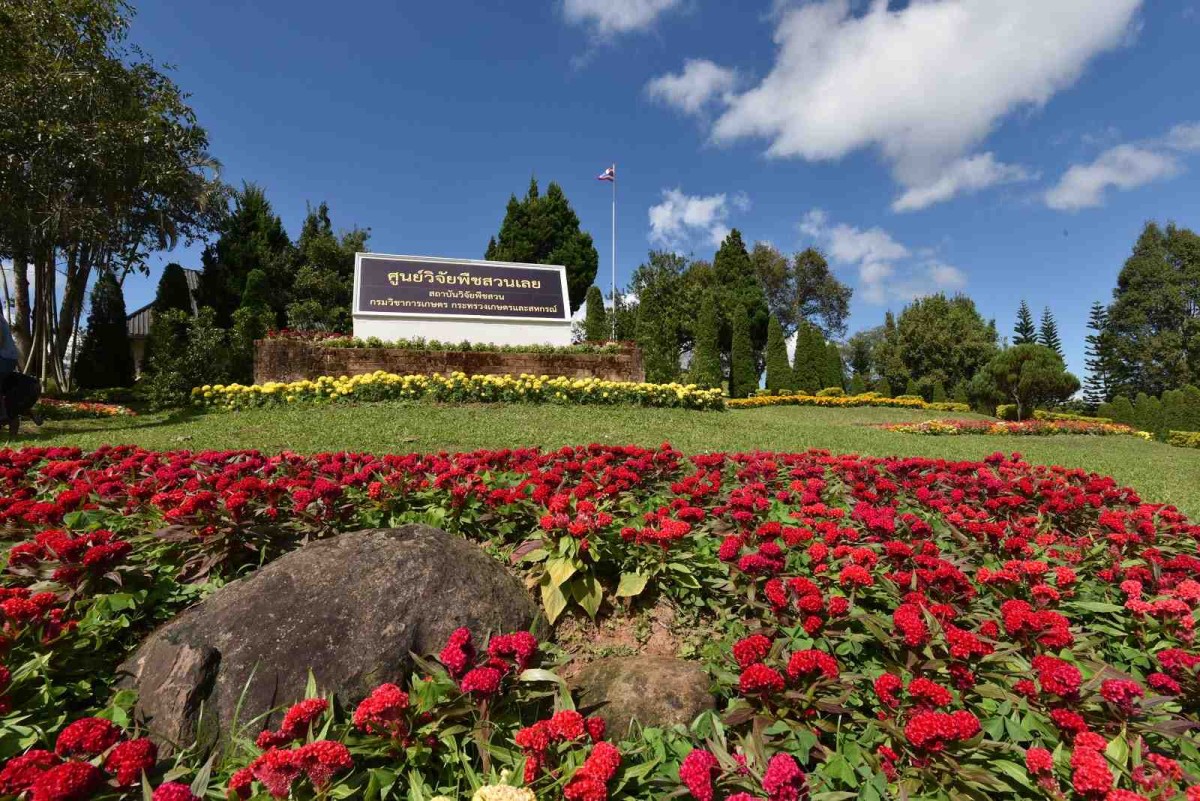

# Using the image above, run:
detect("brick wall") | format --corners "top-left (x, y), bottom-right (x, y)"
top-left (254, 340), bottom-right (646, 384)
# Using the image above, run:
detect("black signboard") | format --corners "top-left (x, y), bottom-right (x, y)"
top-left (354, 254), bottom-right (569, 321)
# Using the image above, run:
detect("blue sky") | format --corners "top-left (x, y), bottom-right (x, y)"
top-left (127, 0), bottom-right (1200, 375)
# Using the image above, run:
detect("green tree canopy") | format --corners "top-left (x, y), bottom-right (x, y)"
top-left (750, 244), bottom-right (852, 338)
top-left (197, 185), bottom-right (293, 327)
top-left (690, 293), bottom-right (723, 390)
top-left (1014, 301), bottom-right (1037, 345)
top-left (583, 286), bottom-right (608, 342)
top-left (713, 230), bottom-right (770, 361)
top-left (285, 202), bottom-right (369, 333)
top-left (1039, 307), bottom-right (1064, 359)
top-left (153, 263), bottom-right (194, 316)
top-left (1105, 222), bottom-right (1200, 396)
top-left (485, 178), bottom-right (598, 314)
top-left (886, 294), bottom-right (999, 390)
top-left (977, 344), bottom-right (1080, 420)
top-left (73, 272), bottom-right (134, 389)
top-left (764, 316), bottom-right (793, 393)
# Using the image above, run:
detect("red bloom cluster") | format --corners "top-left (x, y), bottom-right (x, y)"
top-left (438, 627), bottom-right (540, 699)
top-left (516, 709), bottom-right (607, 784)
top-left (0, 718), bottom-right (159, 799)
top-left (232, 740), bottom-right (352, 799)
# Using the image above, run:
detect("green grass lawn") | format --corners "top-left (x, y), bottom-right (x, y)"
top-left (15, 403), bottom-right (1200, 516)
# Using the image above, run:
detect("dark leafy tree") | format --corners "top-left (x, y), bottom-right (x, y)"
top-left (888, 294), bottom-right (999, 390)
top-left (849, 374), bottom-right (868, 395)
top-left (628, 251), bottom-right (691, 372)
top-left (791, 322), bottom-right (826, 394)
top-left (1014, 301), bottom-right (1037, 345)
top-left (634, 280), bottom-right (680, 384)
top-left (197, 185), bottom-right (293, 327)
top-left (730, 305), bottom-right (757, 398)
top-left (690, 294), bottom-right (723, 390)
top-left (750, 244), bottom-right (852, 337)
top-left (764, 316), bottom-right (793, 393)
top-left (1106, 222), bottom-right (1200, 396)
top-left (286, 202), bottom-right (369, 332)
top-left (952, 382), bottom-right (970, 405)
top-left (931, 381), bottom-right (947, 403)
top-left (1162, 385), bottom-right (1200, 433)
top-left (583, 286), bottom-right (608, 342)
top-left (904, 378), bottom-right (921, 398)
top-left (846, 328), bottom-right (881, 380)
top-left (154, 263), bottom-right (194, 315)
top-left (713, 231), bottom-right (770, 368)
top-left (822, 341), bottom-right (844, 390)
top-left (876, 377), bottom-right (893, 398)
top-left (976, 344), bottom-right (1080, 420)
top-left (1106, 396), bottom-right (1136, 427)
top-left (73, 272), bottom-right (134, 389)
top-left (1083, 301), bottom-right (1113, 409)
top-left (1039, 307), bottom-right (1064, 359)
top-left (1133, 393), bottom-right (1164, 437)
top-left (485, 178), bottom-right (598, 314)
top-left (240, 269), bottom-right (270, 311)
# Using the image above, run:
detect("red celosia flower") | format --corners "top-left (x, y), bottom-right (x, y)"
top-left (0, 750), bottom-right (61, 795)
top-left (906, 677), bottom-right (952, 708)
top-left (250, 749), bottom-right (301, 799)
top-left (1032, 654), bottom-right (1082, 699)
top-left (874, 673), bottom-right (903, 708)
top-left (679, 749), bottom-right (720, 801)
top-left (353, 683), bottom-right (410, 738)
top-left (27, 760), bottom-right (104, 801)
top-left (1025, 747), bottom-right (1054, 775)
top-left (1100, 679), bottom-right (1144, 715)
top-left (761, 753), bottom-right (807, 801)
top-left (227, 767), bottom-right (255, 800)
top-left (459, 666), bottom-right (503, 698)
top-left (104, 738), bottom-right (158, 785)
top-left (439, 627), bottom-right (475, 678)
top-left (296, 740), bottom-right (353, 788)
top-left (151, 782), bottom-right (199, 801)
top-left (786, 650), bottom-right (839, 682)
top-left (1070, 744), bottom-right (1113, 796)
top-left (54, 716), bottom-right (122, 759)
top-left (487, 631), bottom-right (539, 672)
top-left (739, 664), bottom-right (786, 697)
top-left (732, 634), bottom-right (773, 668)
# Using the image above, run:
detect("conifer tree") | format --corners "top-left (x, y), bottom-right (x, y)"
top-left (73, 272), bottom-right (135, 389)
top-left (1014, 300), bottom-right (1037, 345)
top-left (931, 381), bottom-right (947, 403)
top-left (1039, 307), bottom-right (1064, 359)
top-left (822, 341), bottom-right (844, 390)
top-left (876, 378), bottom-right (893, 398)
top-left (952, 382), bottom-right (970, 405)
top-left (904, 378), bottom-right (921, 397)
top-left (690, 294), bottom-right (723, 390)
top-left (583, 286), bottom-right (608, 342)
top-left (849, 374), bottom-right (867, 395)
top-left (635, 287), bottom-right (680, 384)
top-left (791, 323), bottom-right (824, 394)
top-left (764, 316), bottom-right (792, 393)
top-left (154, 263), bottom-right (194, 315)
top-left (730, 305), bottom-right (757, 398)
top-left (1083, 301), bottom-right (1112, 408)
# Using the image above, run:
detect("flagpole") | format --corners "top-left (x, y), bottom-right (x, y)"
top-left (611, 163), bottom-right (617, 341)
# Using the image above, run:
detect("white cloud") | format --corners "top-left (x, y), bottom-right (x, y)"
top-left (1045, 143), bottom-right (1180, 211)
top-left (649, 189), bottom-right (748, 249)
top-left (563, 0), bottom-right (683, 37)
top-left (891, 153), bottom-right (1034, 212)
top-left (684, 0), bottom-right (1142, 208)
top-left (646, 59), bottom-right (739, 115)
top-left (801, 208), bottom-right (966, 304)
top-left (1166, 122), bottom-right (1200, 152)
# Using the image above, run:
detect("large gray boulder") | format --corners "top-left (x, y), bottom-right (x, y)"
top-left (119, 525), bottom-right (537, 754)
top-left (572, 656), bottom-right (714, 737)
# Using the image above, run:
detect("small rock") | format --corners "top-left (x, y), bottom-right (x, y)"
top-left (572, 656), bottom-right (714, 737)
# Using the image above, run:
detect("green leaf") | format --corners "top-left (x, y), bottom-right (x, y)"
top-left (540, 577), bottom-right (569, 624)
top-left (571, 574), bottom-right (604, 618)
top-left (546, 556), bottom-right (578, 588)
top-left (616, 571), bottom-right (649, 598)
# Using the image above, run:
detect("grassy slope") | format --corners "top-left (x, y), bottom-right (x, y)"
top-left (16, 404), bottom-right (1200, 516)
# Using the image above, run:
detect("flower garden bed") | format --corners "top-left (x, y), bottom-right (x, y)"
top-left (193, 372), bottom-right (725, 411)
top-left (34, 399), bottom-right (137, 420)
top-left (1, 444), bottom-right (1199, 799)
top-left (266, 328), bottom-right (624, 355)
top-left (881, 419), bottom-right (1149, 438)
top-left (728, 392), bottom-right (970, 413)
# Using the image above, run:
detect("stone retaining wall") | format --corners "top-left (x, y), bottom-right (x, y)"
top-left (254, 339), bottom-right (646, 384)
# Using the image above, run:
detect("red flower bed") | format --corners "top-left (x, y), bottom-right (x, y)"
top-left (0, 444), bottom-right (1199, 798)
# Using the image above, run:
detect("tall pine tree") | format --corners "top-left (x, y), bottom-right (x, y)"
top-left (791, 322), bottom-right (825, 394)
top-left (583, 286), bottom-right (608, 341)
top-left (1083, 301), bottom-right (1112, 409)
top-left (73, 272), bottom-right (135, 389)
top-left (690, 294), bottom-right (723, 390)
top-left (729, 305), bottom-right (757, 398)
top-left (822, 341), bottom-right (844, 390)
top-left (154, 263), bottom-right (194, 315)
top-left (486, 178), bottom-right (599, 314)
top-left (1014, 300), bottom-right (1037, 345)
top-left (1039, 307), bottom-right (1064, 359)
top-left (764, 316), bottom-right (792, 393)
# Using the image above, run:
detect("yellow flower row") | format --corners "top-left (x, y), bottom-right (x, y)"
top-left (727, 392), bottom-right (971, 412)
top-left (881, 419), bottom-right (1152, 438)
top-left (192, 371), bottom-right (726, 411)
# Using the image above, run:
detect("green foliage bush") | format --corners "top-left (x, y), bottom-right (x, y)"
top-left (816, 387), bottom-right (845, 398)
top-left (144, 307), bottom-right (263, 409)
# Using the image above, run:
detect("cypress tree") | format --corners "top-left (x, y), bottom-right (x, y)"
top-left (240, 269), bottom-right (271, 311)
top-left (1014, 300), bottom-right (1038, 345)
top-left (690, 294), bottom-right (723, 390)
top-left (904, 378), bottom-right (921, 397)
top-left (583, 286), bottom-right (608, 342)
top-left (635, 287), bottom-right (680, 384)
top-left (1039, 307), bottom-right (1064, 359)
top-left (931, 381), bottom-right (947, 403)
top-left (730, 305), bottom-right (757, 399)
top-left (1083, 301), bottom-right (1112, 408)
top-left (822, 341), bottom-right (844, 390)
top-left (952, 382), bottom-right (970, 405)
top-left (792, 323), bottom-right (823, 394)
top-left (1134, 392), bottom-right (1163, 437)
top-left (764, 315), bottom-right (792, 393)
top-left (849, 373), bottom-right (867, 395)
top-left (1108, 395), bottom-right (1135, 426)
top-left (73, 272), bottom-right (135, 389)
top-left (876, 377), bottom-right (893, 398)
top-left (154, 263), bottom-right (193, 315)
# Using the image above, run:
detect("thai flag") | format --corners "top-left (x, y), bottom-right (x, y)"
top-left (597, 165), bottom-right (615, 182)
